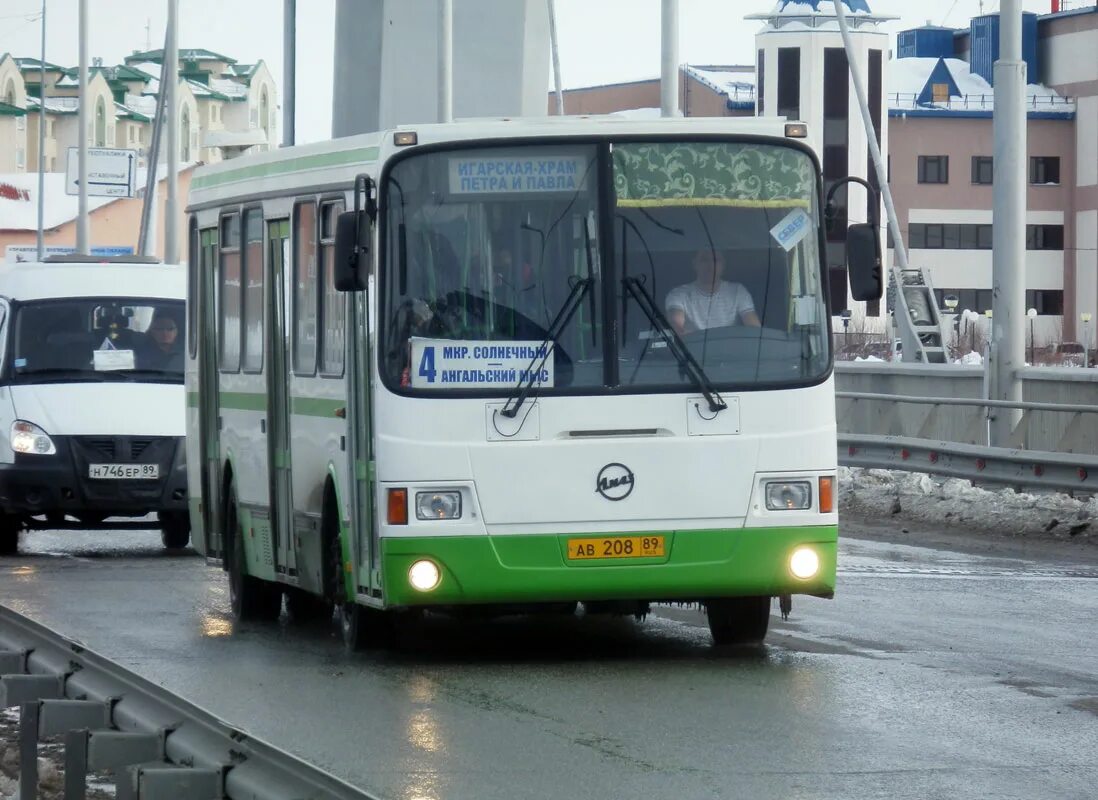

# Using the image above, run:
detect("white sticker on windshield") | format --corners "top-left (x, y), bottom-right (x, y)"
top-left (409, 339), bottom-right (555, 389)
top-left (770, 208), bottom-right (813, 252)
top-left (93, 349), bottom-right (135, 371)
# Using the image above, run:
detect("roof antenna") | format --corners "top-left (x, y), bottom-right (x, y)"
top-left (145, 17), bottom-right (151, 52)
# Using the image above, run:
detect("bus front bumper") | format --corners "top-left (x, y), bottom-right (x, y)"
top-left (380, 526), bottom-right (837, 607)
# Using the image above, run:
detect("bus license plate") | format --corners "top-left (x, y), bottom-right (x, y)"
top-left (88, 464), bottom-right (159, 480)
top-left (567, 535), bottom-right (665, 561)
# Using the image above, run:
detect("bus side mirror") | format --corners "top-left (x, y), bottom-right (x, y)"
top-left (847, 223), bottom-right (882, 302)
top-left (334, 211), bottom-right (368, 292)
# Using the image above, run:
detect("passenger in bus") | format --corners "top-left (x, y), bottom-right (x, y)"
top-left (665, 248), bottom-right (761, 335)
top-left (140, 308), bottom-right (184, 371)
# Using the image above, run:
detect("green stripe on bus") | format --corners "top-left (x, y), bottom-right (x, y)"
top-left (191, 146), bottom-right (380, 190)
top-left (290, 397), bottom-right (345, 418)
top-left (213, 391), bottom-right (345, 418)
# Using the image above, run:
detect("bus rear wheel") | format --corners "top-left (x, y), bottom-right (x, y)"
top-left (705, 596), bottom-right (771, 645)
top-left (226, 493), bottom-right (281, 622)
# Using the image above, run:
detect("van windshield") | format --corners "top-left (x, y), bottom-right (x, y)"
top-left (9, 298), bottom-right (185, 384)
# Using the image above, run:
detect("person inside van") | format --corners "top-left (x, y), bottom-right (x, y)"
top-left (141, 308), bottom-right (183, 371)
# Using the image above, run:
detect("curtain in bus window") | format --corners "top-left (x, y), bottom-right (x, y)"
top-left (293, 203), bottom-right (318, 374)
top-left (612, 141), bottom-right (829, 389)
top-left (242, 210), bottom-right (264, 372)
top-left (219, 215), bottom-right (242, 371)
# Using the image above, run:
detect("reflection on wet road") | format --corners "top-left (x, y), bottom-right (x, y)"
top-left (2, 528), bottom-right (1097, 800)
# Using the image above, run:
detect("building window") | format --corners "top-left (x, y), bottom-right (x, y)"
top-left (242, 209), bottom-right (264, 372)
top-left (918, 155), bottom-right (949, 184)
top-left (931, 83), bottom-right (950, 103)
top-left (1030, 156), bottom-right (1060, 185)
top-left (181, 105), bottom-right (191, 161)
top-left (219, 213), bottom-right (242, 373)
top-left (756, 50), bottom-right (765, 115)
top-left (777, 48), bottom-right (800, 121)
top-left (823, 48), bottom-right (850, 248)
top-left (1026, 290), bottom-right (1064, 315)
top-left (319, 201), bottom-right (345, 376)
top-left (259, 88), bottom-right (270, 137)
top-left (292, 201), bottom-right (318, 375)
top-left (94, 97), bottom-right (106, 146)
top-left (971, 156), bottom-right (993, 185)
top-left (1026, 224), bottom-right (1064, 250)
top-left (16, 148), bottom-right (25, 169)
top-left (909, 223), bottom-right (994, 250)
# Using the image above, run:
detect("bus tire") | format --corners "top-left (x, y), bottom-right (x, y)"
top-left (339, 602), bottom-right (394, 653)
top-left (159, 511), bottom-right (191, 550)
top-left (0, 515), bottom-right (20, 556)
top-left (705, 596), bottom-right (771, 645)
top-left (226, 491), bottom-right (282, 622)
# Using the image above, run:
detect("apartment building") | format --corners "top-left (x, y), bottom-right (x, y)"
top-left (545, 1), bottom-right (1098, 345)
top-left (0, 46), bottom-right (278, 176)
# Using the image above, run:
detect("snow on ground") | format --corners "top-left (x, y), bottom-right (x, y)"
top-left (840, 467), bottom-right (1096, 541)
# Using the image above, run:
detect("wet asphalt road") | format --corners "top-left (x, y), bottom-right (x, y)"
top-left (1, 527), bottom-right (1097, 800)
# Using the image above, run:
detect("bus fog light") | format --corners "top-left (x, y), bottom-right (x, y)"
top-left (415, 491), bottom-right (461, 520)
top-left (790, 547), bottom-right (820, 580)
top-left (409, 560), bottom-right (441, 592)
top-left (765, 481), bottom-right (812, 510)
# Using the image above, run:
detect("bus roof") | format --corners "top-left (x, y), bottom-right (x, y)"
top-left (188, 115), bottom-right (801, 211)
top-left (0, 261), bottom-right (185, 303)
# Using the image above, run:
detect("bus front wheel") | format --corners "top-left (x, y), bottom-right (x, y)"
top-left (705, 596), bottom-right (771, 645)
top-left (226, 493), bottom-right (281, 622)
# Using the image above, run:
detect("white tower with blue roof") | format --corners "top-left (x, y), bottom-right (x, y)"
top-left (748, 0), bottom-right (896, 319)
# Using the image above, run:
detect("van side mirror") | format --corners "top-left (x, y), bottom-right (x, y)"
top-left (846, 223), bottom-right (882, 302)
top-left (334, 211), bottom-right (368, 292)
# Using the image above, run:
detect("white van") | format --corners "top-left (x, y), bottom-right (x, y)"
top-left (0, 257), bottom-right (188, 554)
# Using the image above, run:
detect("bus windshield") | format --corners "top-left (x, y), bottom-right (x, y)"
top-left (10, 298), bottom-right (185, 384)
top-left (381, 140), bottom-right (829, 395)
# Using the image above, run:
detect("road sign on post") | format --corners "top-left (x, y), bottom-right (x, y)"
top-left (65, 148), bottom-right (138, 198)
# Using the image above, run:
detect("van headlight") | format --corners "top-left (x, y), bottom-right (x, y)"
top-left (11, 421), bottom-right (56, 455)
top-left (415, 491), bottom-right (462, 520)
top-left (765, 481), bottom-right (812, 511)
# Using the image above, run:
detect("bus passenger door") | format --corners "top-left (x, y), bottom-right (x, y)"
top-left (266, 219), bottom-right (296, 579)
top-left (197, 229), bottom-right (223, 560)
top-left (348, 289), bottom-right (377, 594)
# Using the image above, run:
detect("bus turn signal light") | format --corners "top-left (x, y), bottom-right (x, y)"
top-left (819, 476), bottom-right (834, 514)
top-left (387, 488), bottom-right (408, 525)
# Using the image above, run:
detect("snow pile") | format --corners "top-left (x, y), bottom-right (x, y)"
top-left (890, 56), bottom-right (1072, 113)
top-left (955, 351), bottom-right (984, 365)
top-left (0, 173), bottom-right (118, 231)
top-left (685, 67), bottom-right (756, 104)
top-left (855, 354), bottom-right (885, 362)
top-left (840, 467), bottom-right (1096, 540)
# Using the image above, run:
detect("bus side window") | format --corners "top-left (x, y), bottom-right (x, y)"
top-left (219, 213), bottom-right (242, 373)
top-left (292, 200), bottom-right (318, 376)
top-left (319, 201), bottom-right (345, 377)
top-left (241, 209), bottom-right (264, 373)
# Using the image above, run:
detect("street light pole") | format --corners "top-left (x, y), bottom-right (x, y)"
top-left (35, 0), bottom-right (46, 261)
top-left (1083, 313), bottom-right (1093, 368)
top-left (76, 0), bottom-right (89, 254)
top-left (990, 0), bottom-right (1027, 446)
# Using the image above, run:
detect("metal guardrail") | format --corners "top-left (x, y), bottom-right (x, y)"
top-left (0, 605), bottom-right (377, 800)
top-left (840, 434), bottom-right (1098, 494)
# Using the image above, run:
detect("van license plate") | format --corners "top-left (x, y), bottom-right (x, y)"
top-left (88, 464), bottom-right (159, 480)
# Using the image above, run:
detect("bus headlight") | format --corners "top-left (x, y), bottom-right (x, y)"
top-left (408, 560), bottom-right (441, 592)
top-left (790, 547), bottom-right (820, 580)
top-left (11, 421), bottom-right (57, 455)
top-left (415, 491), bottom-right (462, 520)
top-left (765, 481), bottom-right (812, 510)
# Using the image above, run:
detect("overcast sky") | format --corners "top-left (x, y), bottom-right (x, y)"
top-left (0, 0), bottom-right (1061, 143)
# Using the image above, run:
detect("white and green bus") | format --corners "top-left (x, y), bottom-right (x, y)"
top-left (185, 115), bottom-right (880, 648)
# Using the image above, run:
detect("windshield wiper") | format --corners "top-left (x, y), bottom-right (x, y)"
top-left (499, 275), bottom-right (593, 419)
top-left (622, 276), bottom-right (727, 415)
top-left (12, 367), bottom-right (129, 383)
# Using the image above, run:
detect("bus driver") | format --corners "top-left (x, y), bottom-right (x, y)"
top-left (666, 249), bottom-right (761, 335)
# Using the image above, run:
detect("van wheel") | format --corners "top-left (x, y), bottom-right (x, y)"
top-left (226, 492), bottom-right (281, 622)
top-left (159, 511), bottom-right (191, 550)
top-left (0, 515), bottom-right (20, 556)
top-left (705, 596), bottom-right (771, 645)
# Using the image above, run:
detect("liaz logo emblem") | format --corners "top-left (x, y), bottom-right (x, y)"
top-left (596, 463), bottom-right (635, 501)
